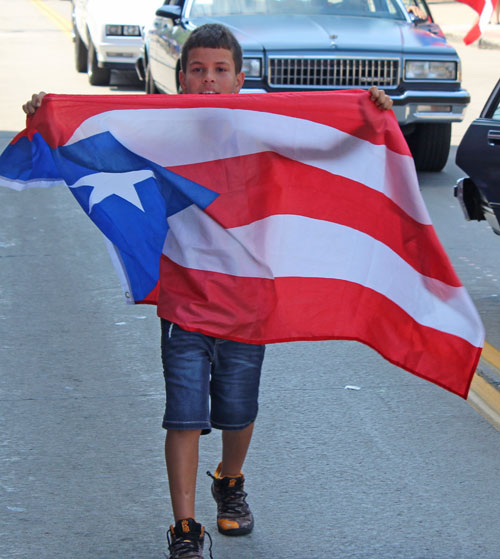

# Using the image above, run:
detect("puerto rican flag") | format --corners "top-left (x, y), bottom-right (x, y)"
top-left (0, 92), bottom-right (483, 398)
top-left (457, 0), bottom-right (498, 44)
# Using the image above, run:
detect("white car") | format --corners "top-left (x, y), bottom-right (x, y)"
top-left (72, 0), bottom-right (162, 85)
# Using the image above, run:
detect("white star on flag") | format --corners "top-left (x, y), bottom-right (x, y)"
top-left (70, 169), bottom-right (154, 212)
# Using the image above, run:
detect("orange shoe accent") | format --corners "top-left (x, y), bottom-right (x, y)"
top-left (214, 462), bottom-right (223, 479)
top-left (218, 519), bottom-right (240, 531)
top-left (214, 462), bottom-right (243, 480)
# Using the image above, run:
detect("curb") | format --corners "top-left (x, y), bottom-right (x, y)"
top-left (478, 36), bottom-right (500, 49)
top-left (468, 342), bottom-right (500, 431)
top-left (443, 31), bottom-right (500, 49)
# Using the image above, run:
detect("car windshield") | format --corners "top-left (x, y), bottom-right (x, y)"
top-left (189, 0), bottom-right (407, 19)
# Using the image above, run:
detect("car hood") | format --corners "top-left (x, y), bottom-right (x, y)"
top-left (192, 14), bottom-right (454, 55)
top-left (88, 0), bottom-right (162, 25)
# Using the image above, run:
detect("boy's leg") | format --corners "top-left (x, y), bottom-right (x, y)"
top-left (165, 429), bottom-right (202, 521)
top-left (208, 340), bottom-right (265, 536)
top-left (209, 428), bottom-right (255, 536)
top-left (161, 319), bottom-right (215, 519)
top-left (221, 422), bottom-right (254, 476)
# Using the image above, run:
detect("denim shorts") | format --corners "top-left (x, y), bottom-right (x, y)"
top-left (160, 319), bottom-right (265, 433)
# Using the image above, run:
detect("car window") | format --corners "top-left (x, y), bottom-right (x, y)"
top-left (492, 102), bottom-right (500, 121)
top-left (189, 0), bottom-right (407, 19)
top-left (481, 81), bottom-right (500, 120)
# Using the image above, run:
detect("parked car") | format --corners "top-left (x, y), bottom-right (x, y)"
top-left (72, 0), bottom-right (161, 85)
top-left (136, 0), bottom-right (469, 172)
top-left (455, 79), bottom-right (500, 234)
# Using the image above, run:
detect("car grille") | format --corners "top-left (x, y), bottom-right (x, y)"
top-left (269, 57), bottom-right (399, 88)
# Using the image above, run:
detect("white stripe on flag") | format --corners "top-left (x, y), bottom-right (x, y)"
top-left (103, 237), bottom-right (135, 305)
top-left (163, 204), bottom-right (483, 347)
top-left (66, 108), bottom-right (429, 225)
top-left (479, 0), bottom-right (495, 31)
top-left (0, 176), bottom-right (66, 191)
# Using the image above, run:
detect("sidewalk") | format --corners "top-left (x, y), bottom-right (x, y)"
top-left (428, 0), bottom-right (500, 49)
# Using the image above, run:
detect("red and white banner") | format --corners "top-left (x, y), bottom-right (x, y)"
top-left (0, 91), bottom-right (484, 397)
top-left (457, 0), bottom-right (498, 44)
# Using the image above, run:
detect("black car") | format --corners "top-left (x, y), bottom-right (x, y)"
top-left (137, 0), bottom-right (470, 172)
top-left (455, 79), bottom-right (500, 234)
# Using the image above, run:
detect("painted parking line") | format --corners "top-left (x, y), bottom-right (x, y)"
top-left (481, 341), bottom-right (500, 370)
top-left (469, 341), bottom-right (500, 431)
top-left (29, 0), bottom-right (72, 38)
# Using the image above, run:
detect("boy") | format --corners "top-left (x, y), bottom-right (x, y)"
top-left (23, 23), bottom-right (392, 559)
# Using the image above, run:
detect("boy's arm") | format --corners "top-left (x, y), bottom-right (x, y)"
top-left (22, 92), bottom-right (46, 115)
top-left (369, 86), bottom-right (393, 111)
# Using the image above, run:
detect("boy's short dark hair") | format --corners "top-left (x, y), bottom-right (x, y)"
top-left (181, 23), bottom-right (243, 74)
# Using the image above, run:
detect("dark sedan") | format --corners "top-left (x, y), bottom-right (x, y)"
top-left (138, 0), bottom-right (470, 172)
top-left (455, 79), bottom-right (500, 234)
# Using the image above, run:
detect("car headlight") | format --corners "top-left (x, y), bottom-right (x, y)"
top-left (405, 61), bottom-right (457, 80)
top-left (105, 25), bottom-right (141, 37)
top-left (242, 58), bottom-right (262, 78)
top-left (123, 25), bottom-right (141, 36)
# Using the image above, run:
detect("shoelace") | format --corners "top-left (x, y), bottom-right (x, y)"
top-left (166, 529), bottom-right (214, 559)
top-left (207, 471), bottom-right (249, 515)
top-left (219, 489), bottom-right (249, 515)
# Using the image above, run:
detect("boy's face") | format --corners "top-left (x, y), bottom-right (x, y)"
top-left (179, 47), bottom-right (245, 95)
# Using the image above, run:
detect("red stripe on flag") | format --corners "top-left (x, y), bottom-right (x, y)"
top-left (17, 91), bottom-right (407, 154)
top-left (464, 23), bottom-right (481, 45)
top-left (456, 0), bottom-right (498, 44)
top-left (157, 256), bottom-right (479, 398)
top-left (169, 152), bottom-right (461, 287)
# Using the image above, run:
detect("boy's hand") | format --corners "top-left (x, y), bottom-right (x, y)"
top-left (407, 5), bottom-right (427, 20)
top-left (22, 92), bottom-right (47, 115)
top-left (369, 86), bottom-right (393, 111)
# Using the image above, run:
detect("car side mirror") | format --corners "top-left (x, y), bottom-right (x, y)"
top-left (155, 5), bottom-right (182, 19)
top-left (408, 11), bottom-right (427, 23)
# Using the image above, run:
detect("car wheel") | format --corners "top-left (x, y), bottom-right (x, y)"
top-left (87, 39), bottom-right (111, 86)
top-left (406, 122), bottom-right (451, 172)
top-left (74, 27), bottom-right (87, 73)
top-left (145, 62), bottom-right (159, 94)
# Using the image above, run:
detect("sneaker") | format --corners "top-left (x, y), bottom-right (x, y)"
top-left (166, 518), bottom-right (213, 559)
top-left (207, 463), bottom-right (254, 536)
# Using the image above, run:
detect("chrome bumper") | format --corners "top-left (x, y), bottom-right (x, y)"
top-left (392, 89), bottom-right (470, 125)
top-left (241, 87), bottom-right (470, 125)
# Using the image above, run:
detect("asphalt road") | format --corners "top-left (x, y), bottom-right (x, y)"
top-left (1, 2), bottom-right (500, 559)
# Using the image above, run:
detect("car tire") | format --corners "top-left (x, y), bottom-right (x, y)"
top-left (406, 122), bottom-right (451, 172)
top-left (74, 27), bottom-right (88, 73)
top-left (145, 62), bottom-right (159, 94)
top-left (87, 39), bottom-right (111, 86)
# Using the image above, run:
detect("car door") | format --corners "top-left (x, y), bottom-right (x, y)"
top-left (73, 0), bottom-right (88, 41)
top-left (456, 79), bottom-right (500, 212)
top-left (150, 0), bottom-right (188, 94)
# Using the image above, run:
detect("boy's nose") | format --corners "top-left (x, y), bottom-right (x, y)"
top-left (203, 69), bottom-right (216, 82)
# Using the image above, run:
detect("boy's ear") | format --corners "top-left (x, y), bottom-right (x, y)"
top-left (178, 70), bottom-right (186, 93)
top-left (234, 72), bottom-right (245, 93)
